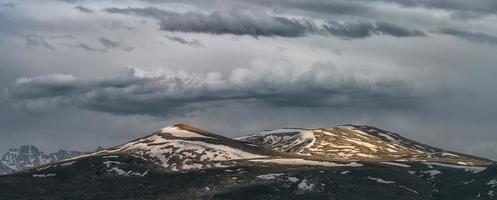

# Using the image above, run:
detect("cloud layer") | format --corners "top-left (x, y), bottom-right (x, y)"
top-left (105, 6), bottom-right (427, 39)
top-left (7, 64), bottom-right (421, 117)
top-left (437, 28), bottom-right (497, 45)
top-left (324, 21), bottom-right (426, 39)
top-left (105, 7), bottom-right (312, 37)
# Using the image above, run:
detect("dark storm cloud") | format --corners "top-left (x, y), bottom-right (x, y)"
top-left (103, 7), bottom-right (428, 39)
top-left (436, 28), bottom-right (497, 46)
top-left (165, 36), bottom-right (203, 47)
top-left (7, 65), bottom-right (422, 117)
top-left (273, 0), bottom-right (372, 16)
top-left (74, 5), bottom-right (94, 14)
top-left (104, 7), bottom-right (313, 37)
top-left (140, 0), bottom-right (374, 17)
top-left (323, 21), bottom-right (426, 39)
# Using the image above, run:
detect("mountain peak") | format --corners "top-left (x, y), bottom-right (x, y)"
top-left (3, 124), bottom-right (495, 200)
top-left (0, 145), bottom-right (81, 175)
top-left (159, 123), bottom-right (227, 139)
top-left (238, 125), bottom-right (491, 165)
top-left (85, 124), bottom-right (269, 171)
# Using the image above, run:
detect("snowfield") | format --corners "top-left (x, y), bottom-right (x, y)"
top-left (256, 173), bottom-right (284, 180)
top-left (367, 177), bottom-right (396, 184)
top-left (249, 158), bottom-right (363, 167)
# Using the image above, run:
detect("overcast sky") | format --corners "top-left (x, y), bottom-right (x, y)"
top-left (0, 0), bottom-right (496, 160)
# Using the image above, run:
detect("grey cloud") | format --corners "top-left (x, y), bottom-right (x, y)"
top-left (57, 0), bottom-right (84, 3)
top-left (7, 65), bottom-right (423, 117)
top-left (69, 38), bottom-right (133, 53)
top-left (104, 7), bottom-right (313, 37)
top-left (362, 0), bottom-right (497, 16)
top-left (140, 0), bottom-right (374, 17)
top-left (1, 2), bottom-right (15, 8)
top-left (323, 21), bottom-right (426, 39)
top-left (74, 5), bottom-right (94, 14)
top-left (104, 7), bottom-right (426, 39)
top-left (436, 28), bottom-right (497, 45)
top-left (102, 20), bottom-right (134, 31)
top-left (23, 34), bottom-right (56, 51)
top-left (98, 37), bottom-right (134, 51)
top-left (99, 38), bottom-right (119, 49)
top-left (165, 36), bottom-right (203, 47)
top-left (258, 0), bottom-right (375, 17)
top-left (71, 42), bottom-right (106, 53)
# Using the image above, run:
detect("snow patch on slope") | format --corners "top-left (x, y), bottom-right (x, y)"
top-left (423, 162), bottom-right (486, 173)
top-left (249, 158), bottom-right (362, 167)
top-left (367, 177), bottom-right (396, 184)
top-left (107, 134), bottom-right (266, 171)
top-left (161, 126), bottom-right (214, 139)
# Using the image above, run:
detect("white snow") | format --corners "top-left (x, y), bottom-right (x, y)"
top-left (249, 158), bottom-right (363, 167)
top-left (367, 177), bottom-right (395, 184)
top-left (487, 180), bottom-right (497, 188)
top-left (32, 173), bottom-right (56, 178)
top-left (107, 167), bottom-right (148, 177)
top-left (295, 131), bottom-right (317, 152)
top-left (378, 133), bottom-right (396, 141)
top-left (380, 162), bottom-right (411, 168)
top-left (344, 138), bottom-right (378, 151)
top-left (59, 161), bottom-right (76, 167)
top-left (103, 161), bottom-right (122, 167)
top-left (441, 153), bottom-right (460, 157)
top-left (288, 177), bottom-right (299, 182)
top-left (256, 173), bottom-right (284, 180)
top-left (298, 180), bottom-right (314, 190)
top-left (423, 162), bottom-right (486, 173)
top-left (356, 153), bottom-right (376, 158)
top-left (108, 134), bottom-right (266, 171)
top-left (424, 170), bottom-right (442, 177)
top-left (161, 126), bottom-right (214, 139)
top-left (102, 155), bottom-right (119, 158)
top-left (399, 186), bottom-right (419, 194)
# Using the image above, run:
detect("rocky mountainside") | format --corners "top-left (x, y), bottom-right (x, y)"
top-left (0, 124), bottom-right (495, 200)
top-left (238, 125), bottom-right (489, 165)
top-left (0, 145), bottom-right (80, 175)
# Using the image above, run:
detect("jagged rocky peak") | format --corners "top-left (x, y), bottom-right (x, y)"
top-left (1, 145), bottom-right (48, 170)
top-left (0, 145), bottom-right (81, 175)
top-left (238, 125), bottom-right (491, 165)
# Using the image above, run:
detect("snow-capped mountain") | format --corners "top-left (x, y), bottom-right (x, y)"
top-left (65, 124), bottom-right (271, 172)
top-left (238, 125), bottom-right (490, 165)
top-left (1, 124), bottom-right (495, 200)
top-left (0, 145), bottom-right (80, 175)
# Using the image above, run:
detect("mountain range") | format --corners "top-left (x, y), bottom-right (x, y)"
top-left (0, 145), bottom-right (80, 175)
top-left (0, 124), bottom-right (495, 200)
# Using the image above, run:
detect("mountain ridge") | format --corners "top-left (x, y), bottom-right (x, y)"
top-left (0, 145), bottom-right (81, 175)
top-left (1, 123), bottom-right (495, 200)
